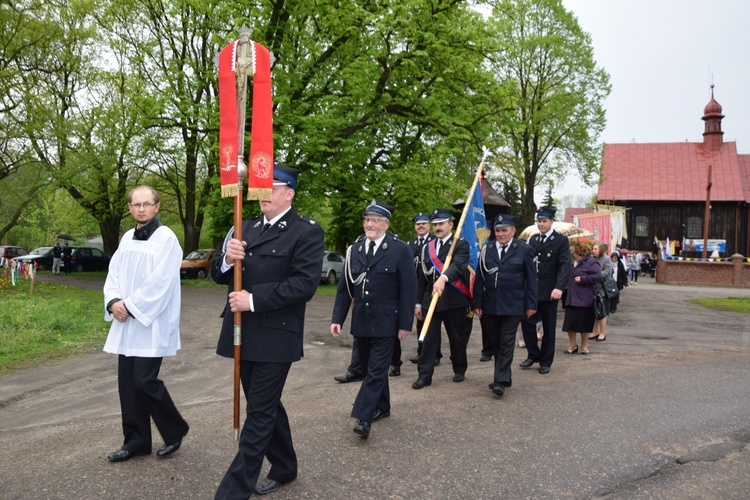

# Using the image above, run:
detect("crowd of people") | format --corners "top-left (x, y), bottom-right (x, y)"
top-left (100, 175), bottom-right (646, 498)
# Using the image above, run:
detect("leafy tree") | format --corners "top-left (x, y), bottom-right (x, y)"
top-left (484, 0), bottom-right (610, 227)
top-left (541, 184), bottom-right (555, 208)
top-left (242, 0), bottom-right (498, 248)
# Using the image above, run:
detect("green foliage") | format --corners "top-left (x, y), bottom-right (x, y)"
top-left (484, 0), bottom-right (610, 227)
top-left (3, 0), bottom-right (610, 254)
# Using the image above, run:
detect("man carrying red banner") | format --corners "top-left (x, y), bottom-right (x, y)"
top-left (412, 208), bottom-right (473, 389)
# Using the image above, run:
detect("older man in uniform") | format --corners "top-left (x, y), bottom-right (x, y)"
top-left (412, 208), bottom-right (473, 389)
top-left (213, 165), bottom-right (325, 498)
top-left (473, 214), bottom-right (537, 397)
top-left (520, 206), bottom-right (571, 374)
top-left (331, 200), bottom-right (416, 439)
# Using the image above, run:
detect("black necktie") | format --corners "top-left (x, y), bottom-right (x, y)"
top-left (540, 234), bottom-right (546, 244)
top-left (436, 240), bottom-right (442, 254)
top-left (366, 241), bottom-right (375, 265)
top-left (261, 223), bottom-right (271, 234)
top-left (500, 245), bottom-right (507, 260)
top-left (418, 237), bottom-right (424, 246)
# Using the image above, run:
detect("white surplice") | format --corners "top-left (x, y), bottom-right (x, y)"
top-left (103, 226), bottom-right (182, 357)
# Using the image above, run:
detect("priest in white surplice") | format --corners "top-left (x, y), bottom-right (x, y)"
top-left (103, 185), bottom-right (189, 463)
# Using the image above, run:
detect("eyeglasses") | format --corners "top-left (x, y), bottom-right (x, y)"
top-left (362, 216), bottom-right (387, 224)
top-left (129, 202), bottom-right (157, 209)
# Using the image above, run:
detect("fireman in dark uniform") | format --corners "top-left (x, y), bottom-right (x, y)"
top-left (412, 208), bottom-right (473, 389)
top-left (331, 200), bottom-right (416, 439)
top-left (404, 212), bottom-right (440, 371)
top-left (519, 206), bottom-right (571, 374)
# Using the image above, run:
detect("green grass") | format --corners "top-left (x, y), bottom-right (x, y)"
top-left (0, 278), bottom-right (109, 374)
top-left (691, 296), bottom-right (750, 313)
top-left (0, 272), bottom-right (337, 373)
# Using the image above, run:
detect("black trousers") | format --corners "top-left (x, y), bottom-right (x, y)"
top-left (216, 361), bottom-right (296, 500)
top-left (117, 355), bottom-right (188, 453)
top-left (417, 306), bottom-right (472, 381)
top-left (352, 336), bottom-right (394, 422)
top-left (521, 300), bottom-right (559, 368)
top-left (348, 336), bottom-right (403, 374)
top-left (480, 315), bottom-right (493, 358)
top-left (484, 314), bottom-right (523, 385)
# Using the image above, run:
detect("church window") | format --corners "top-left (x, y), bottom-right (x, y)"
top-left (635, 216), bottom-right (649, 237)
top-left (686, 217), bottom-right (702, 239)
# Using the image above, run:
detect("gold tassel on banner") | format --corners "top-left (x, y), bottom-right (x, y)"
top-left (221, 184), bottom-right (239, 198)
top-left (246, 188), bottom-right (273, 201)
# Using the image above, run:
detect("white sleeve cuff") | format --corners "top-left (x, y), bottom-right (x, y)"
top-left (220, 256), bottom-right (234, 272)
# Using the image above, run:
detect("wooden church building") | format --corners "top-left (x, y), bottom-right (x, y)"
top-left (597, 87), bottom-right (750, 256)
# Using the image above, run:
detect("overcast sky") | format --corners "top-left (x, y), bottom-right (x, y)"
top-left (556, 0), bottom-right (750, 201)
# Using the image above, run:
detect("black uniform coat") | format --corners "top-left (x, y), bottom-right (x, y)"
top-left (211, 207), bottom-right (325, 362)
top-left (417, 235), bottom-right (471, 311)
top-left (331, 232), bottom-right (417, 337)
top-left (473, 238), bottom-right (537, 316)
top-left (408, 233), bottom-right (436, 270)
top-left (529, 230), bottom-right (571, 301)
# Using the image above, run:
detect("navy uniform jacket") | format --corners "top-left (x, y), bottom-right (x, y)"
top-left (331, 232), bottom-right (416, 337)
top-left (408, 233), bottom-right (436, 270)
top-left (211, 207), bottom-right (325, 363)
top-left (529, 230), bottom-right (571, 301)
top-left (473, 238), bottom-right (538, 316)
top-left (417, 235), bottom-right (471, 312)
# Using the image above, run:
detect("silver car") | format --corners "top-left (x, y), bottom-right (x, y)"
top-left (321, 251), bottom-right (345, 284)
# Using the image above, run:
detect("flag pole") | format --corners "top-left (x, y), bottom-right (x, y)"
top-left (419, 149), bottom-right (490, 342)
top-left (231, 27), bottom-right (253, 441)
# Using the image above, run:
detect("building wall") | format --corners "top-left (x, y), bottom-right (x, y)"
top-left (656, 254), bottom-right (750, 288)
top-left (624, 201), bottom-right (748, 256)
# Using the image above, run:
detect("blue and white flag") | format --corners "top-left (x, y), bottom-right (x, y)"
top-left (463, 178), bottom-right (489, 274)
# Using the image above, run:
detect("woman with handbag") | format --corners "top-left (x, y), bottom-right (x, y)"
top-left (562, 241), bottom-right (601, 355)
top-left (589, 242), bottom-right (613, 342)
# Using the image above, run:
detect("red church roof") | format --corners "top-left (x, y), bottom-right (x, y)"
top-left (598, 141), bottom-right (750, 203)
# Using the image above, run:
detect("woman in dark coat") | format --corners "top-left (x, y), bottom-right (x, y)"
top-left (562, 241), bottom-right (601, 355)
top-left (589, 242), bottom-right (613, 342)
top-left (609, 251), bottom-right (628, 313)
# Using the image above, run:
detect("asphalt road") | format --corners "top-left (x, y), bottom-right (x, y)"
top-left (1, 274), bottom-right (749, 499)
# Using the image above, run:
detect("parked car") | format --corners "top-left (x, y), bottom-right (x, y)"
top-left (0, 246), bottom-right (28, 267)
top-left (180, 249), bottom-right (217, 279)
top-left (12, 246), bottom-right (53, 270)
top-left (321, 250), bottom-right (345, 284)
top-left (69, 247), bottom-right (111, 272)
top-left (13, 246), bottom-right (110, 272)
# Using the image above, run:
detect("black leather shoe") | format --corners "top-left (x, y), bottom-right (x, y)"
top-left (334, 371), bottom-right (363, 383)
top-left (409, 355), bottom-right (419, 363)
top-left (389, 365), bottom-right (400, 377)
top-left (372, 408), bottom-right (391, 422)
top-left (480, 354), bottom-right (492, 362)
top-left (255, 477), bottom-right (295, 495)
top-left (107, 448), bottom-right (150, 462)
top-left (412, 379), bottom-right (431, 389)
top-left (539, 366), bottom-right (550, 374)
top-left (492, 384), bottom-right (505, 397)
top-left (519, 358), bottom-right (536, 368)
top-left (353, 420), bottom-right (371, 438)
top-left (452, 373), bottom-right (465, 382)
top-left (156, 439), bottom-right (182, 458)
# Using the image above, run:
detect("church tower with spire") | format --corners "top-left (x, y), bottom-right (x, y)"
top-left (702, 84), bottom-right (724, 151)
